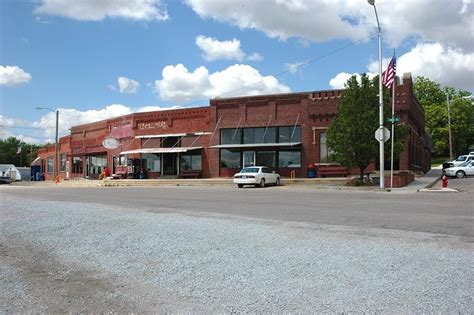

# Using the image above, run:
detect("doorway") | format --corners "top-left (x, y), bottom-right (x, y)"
top-left (243, 151), bottom-right (255, 168)
top-left (163, 153), bottom-right (177, 175)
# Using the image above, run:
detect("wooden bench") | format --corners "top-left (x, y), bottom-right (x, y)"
top-left (178, 170), bottom-right (202, 179)
top-left (317, 166), bottom-right (348, 177)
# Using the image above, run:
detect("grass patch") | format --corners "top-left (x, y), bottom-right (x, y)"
top-left (431, 156), bottom-right (449, 167)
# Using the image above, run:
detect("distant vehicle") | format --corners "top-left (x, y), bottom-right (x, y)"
top-left (444, 160), bottom-right (474, 178)
top-left (0, 176), bottom-right (12, 184)
top-left (442, 155), bottom-right (473, 171)
top-left (233, 166), bottom-right (281, 188)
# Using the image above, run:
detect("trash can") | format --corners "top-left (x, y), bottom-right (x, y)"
top-left (35, 171), bottom-right (41, 181)
top-left (307, 163), bottom-right (317, 178)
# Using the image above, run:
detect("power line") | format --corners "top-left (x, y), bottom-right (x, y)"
top-left (180, 32), bottom-right (377, 107)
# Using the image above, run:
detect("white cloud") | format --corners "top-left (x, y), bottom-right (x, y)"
top-left (367, 43), bottom-right (474, 91)
top-left (1, 104), bottom-right (175, 143)
top-left (328, 72), bottom-right (377, 89)
top-left (0, 66), bottom-right (32, 86)
top-left (186, 0), bottom-right (371, 43)
top-left (247, 52), bottom-right (263, 62)
top-left (155, 63), bottom-right (291, 104)
top-left (195, 35), bottom-right (246, 61)
top-left (285, 62), bottom-right (305, 74)
top-left (34, 0), bottom-right (169, 21)
top-left (117, 76), bottom-right (139, 94)
top-left (186, 0), bottom-right (473, 50)
top-left (330, 42), bottom-right (474, 91)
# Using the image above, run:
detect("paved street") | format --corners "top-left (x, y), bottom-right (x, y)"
top-left (1, 185), bottom-right (473, 312)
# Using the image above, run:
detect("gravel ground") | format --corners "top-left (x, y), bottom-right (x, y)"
top-left (1, 196), bottom-right (472, 313)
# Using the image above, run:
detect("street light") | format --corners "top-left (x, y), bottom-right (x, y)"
top-left (446, 94), bottom-right (473, 159)
top-left (36, 107), bottom-right (59, 180)
top-left (367, 0), bottom-right (385, 189)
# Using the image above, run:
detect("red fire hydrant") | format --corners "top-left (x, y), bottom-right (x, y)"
top-left (442, 175), bottom-right (448, 188)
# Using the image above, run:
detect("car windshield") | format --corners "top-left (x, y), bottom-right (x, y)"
top-left (241, 167), bottom-right (259, 173)
top-left (456, 156), bottom-right (467, 161)
top-left (459, 160), bottom-right (472, 167)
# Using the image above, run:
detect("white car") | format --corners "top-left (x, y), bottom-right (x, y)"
top-left (443, 155), bottom-right (473, 172)
top-left (444, 160), bottom-right (474, 178)
top-left (233, 166), bottom-right (281, 188)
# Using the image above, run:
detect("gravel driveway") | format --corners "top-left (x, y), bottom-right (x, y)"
top-left (1, 195), bottom-right (472, 313)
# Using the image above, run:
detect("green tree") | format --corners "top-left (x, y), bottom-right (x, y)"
top-left (0, 137), bottom-right (42, 167)
top-left (326, 74), bottom-right (408, 183)
top-left (414, 76), bottom-right (473, 156)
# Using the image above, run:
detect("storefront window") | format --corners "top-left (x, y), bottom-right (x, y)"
top-left (278, 151), bottom-right (301, 168)
top-left (47, 156), bottom-right (54, 173)
top-left (220, 149), bottom-right (240, 168)
top-left (243, 127), bottom-right (276, 144)
top-left (72, 157), bottom-right (83, 174)
top-left (320, 132), bottom-right (336, 163)
top-left (256, 151), bottom-right (276, 167)
top-left (220, 129), bottom-right (241, 144)
top-left (142, 153), bottom-right (161, 172)
top-left (89, 155), bottom-right (107, 174)
top-left (60, 154), bottom-right (66, 172)
top-left (278, 126), bottom-right (301, 143)
top-left (181, 154), bottom-right (202, 171)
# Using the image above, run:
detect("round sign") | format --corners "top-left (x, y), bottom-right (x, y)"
top-left (102, 137), bottom-right (119, 149)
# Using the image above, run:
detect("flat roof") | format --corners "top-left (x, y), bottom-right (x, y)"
top-left (210, 142), bottom-right (301, 149)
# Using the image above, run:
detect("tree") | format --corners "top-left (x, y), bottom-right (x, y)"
top-left (0, 137), bottom-right (42, 167)
top-left (413, 76), bottom-right (473, 156)
top-left (326, 74), bottom-right (408, 183)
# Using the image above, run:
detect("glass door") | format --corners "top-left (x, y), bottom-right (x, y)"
top-left (243, 151), bottom-right (255, 168)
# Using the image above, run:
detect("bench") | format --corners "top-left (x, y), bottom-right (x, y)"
top-left (178, 170), bottom-right (202, 179)
top-left (317, 166), bottom-right (348, 177)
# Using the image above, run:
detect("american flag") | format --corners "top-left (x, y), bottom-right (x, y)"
top-left (382, 56), bottom-right (396, 88)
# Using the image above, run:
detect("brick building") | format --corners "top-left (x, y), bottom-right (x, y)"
top-left (36, 73), bottom-right (431, 180)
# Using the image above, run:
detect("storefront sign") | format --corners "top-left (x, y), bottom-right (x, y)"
top-left (138, 121), bottom-right (168, 130)
top-left (102, 137), bottom-right (120, 149)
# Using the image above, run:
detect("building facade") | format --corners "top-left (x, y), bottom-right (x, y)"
top-left (36, 73), bottom-right (431, 180)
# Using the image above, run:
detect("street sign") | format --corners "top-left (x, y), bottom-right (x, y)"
top-left (387, 116), bottom-right (400, 123)
top-left (374, 127), bottom-right (390, 142)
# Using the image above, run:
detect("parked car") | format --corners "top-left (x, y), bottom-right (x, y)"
top-left (442, 155), bottom-right (473, 172)
top-left (0, 176), bottom-right (12, 184)
top-left (233, 166), bottom-right (281, 188)
top-left (444, 160), bottom-right (474, 178)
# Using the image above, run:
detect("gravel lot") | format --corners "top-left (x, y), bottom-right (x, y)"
top-left (1, 194), bottom-right (472, 313)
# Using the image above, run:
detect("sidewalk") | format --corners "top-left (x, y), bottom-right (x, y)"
top-left (391, 167), bottom-right (442, 193)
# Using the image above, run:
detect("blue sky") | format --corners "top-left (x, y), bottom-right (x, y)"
top-left (1, 0), bottom-right (473, 143)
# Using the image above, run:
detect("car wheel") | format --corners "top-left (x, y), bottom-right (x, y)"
top-left (275, 177), bottom-right (281, 186)
top-left (237, 184), bottom-right (243, 188)
top-left (456, 171), bottom-right (466, 178)
top-left (259, 178), bottom-right (265, 188)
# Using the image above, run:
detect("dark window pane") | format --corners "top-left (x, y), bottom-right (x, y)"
top-left (221, 129), bottom-right (241, 144)
top-left (279, 126), bottom-right (300, 143)
top-left (256, 151), bottom-right (276, 167)
top-left (278, 151), bottom-right (301, 168)
top-left (220, 149), bottom-right (240, 168)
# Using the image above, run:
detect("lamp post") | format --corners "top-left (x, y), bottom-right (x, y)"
top-left (368, 0), bottom-right (385, 189)
top-left (446, 94), bottom-right (473, 159)
top-left (36, 107), bottom-right (59, 180)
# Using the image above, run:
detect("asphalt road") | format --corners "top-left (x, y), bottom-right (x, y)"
top-left (2, 185), bottom-right (473, 237)
top-left (1, 185), bottom-right (473, 312)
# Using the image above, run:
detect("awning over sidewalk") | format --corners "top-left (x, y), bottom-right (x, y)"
top-left (210, 142), bottom-right (301, 149)
top-left (120, 147), bottom-right (203, 155)
top-left (135, 132), bottom-right (211, 139)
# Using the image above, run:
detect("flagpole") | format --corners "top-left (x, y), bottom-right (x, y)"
top-left (390, 74), bottom-right (395, 188)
